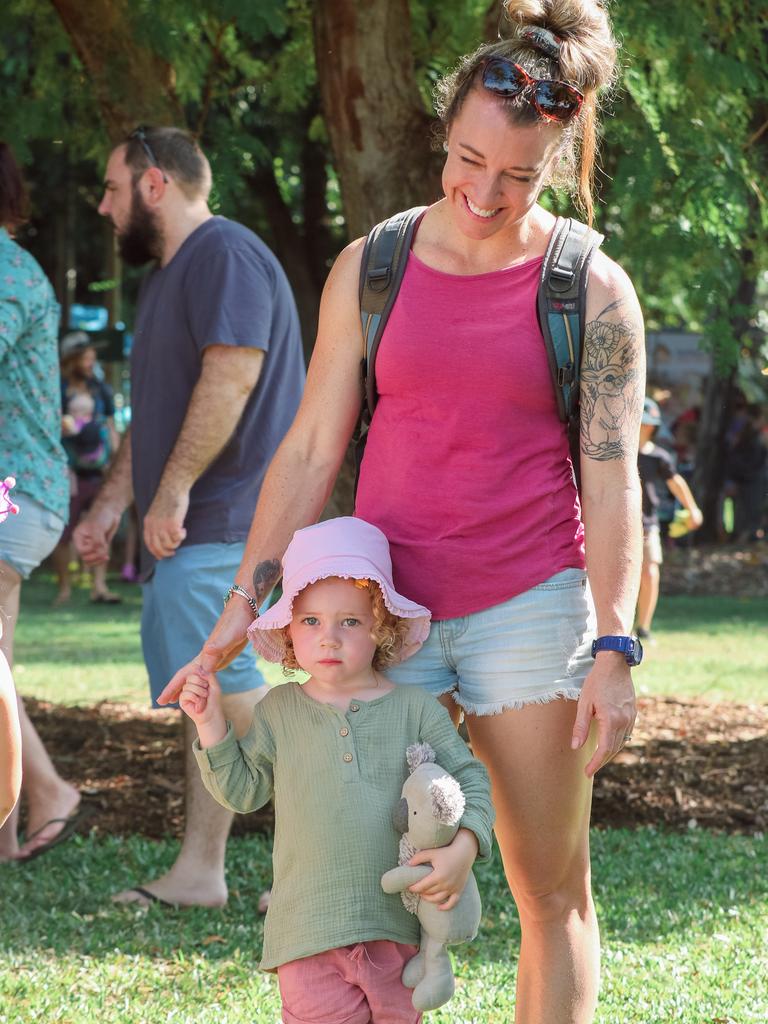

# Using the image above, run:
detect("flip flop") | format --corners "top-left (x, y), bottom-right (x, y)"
top-left (18, 804), bottom-right (95, 862)
top-left (90, 593), bottom-right (122, 605)
top-left (120, 886), bottom-right (177, 909)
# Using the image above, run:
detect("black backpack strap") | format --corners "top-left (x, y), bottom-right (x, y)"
top-left (358, 206), bottom-right (428, 417)
top-left (537, 217), bottom-right (604, 423)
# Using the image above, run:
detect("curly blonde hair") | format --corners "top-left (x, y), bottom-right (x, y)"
top-left (279, 579), bottom-right (410, 673)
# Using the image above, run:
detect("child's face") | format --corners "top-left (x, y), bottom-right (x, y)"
top-left (69, 393), bottom-right (94, 418)
top-left (289, 578), bottom-right (378, 685)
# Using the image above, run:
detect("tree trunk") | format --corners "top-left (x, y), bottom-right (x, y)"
top-left (49, 0), bottom-right (184, 141)
top-left (313, 0), bottom-right (443, 239)
top-left (248, 164), bottom-right (322, 364)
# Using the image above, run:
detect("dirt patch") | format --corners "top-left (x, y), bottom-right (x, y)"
top-left (23, 695), bottom-right (768, 839)
top-left (661, 543), bottom-right (768, 598)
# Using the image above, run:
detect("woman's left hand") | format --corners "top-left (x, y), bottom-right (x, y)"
top-left (406, 828), bottom-right (478, 911)
top-left (571, 653), bottom-right (636, 777)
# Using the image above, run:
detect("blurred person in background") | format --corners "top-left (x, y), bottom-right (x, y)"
top-left (636, 398), bottom-right (703, 641)
top-left (728, 404), bottom-right (767, 543)
top-left (52, 331), bottom-right (122, 605)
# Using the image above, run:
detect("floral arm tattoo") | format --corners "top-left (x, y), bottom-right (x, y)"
top-left (252, 559), bottom-right (281, 605)
top-left (580, 299), bottom-right (643, 462)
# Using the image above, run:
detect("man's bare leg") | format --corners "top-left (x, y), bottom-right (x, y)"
top-left (113, 684), bottom-right (269, 906)
top-left (0, 562), bottom-right (80, 861)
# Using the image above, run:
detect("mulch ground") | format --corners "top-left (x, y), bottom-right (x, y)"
top-left (25, 694), bottom-right (768, 839)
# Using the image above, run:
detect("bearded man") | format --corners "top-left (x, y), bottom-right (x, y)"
top-left (75, 127), bottom-right (305, 907)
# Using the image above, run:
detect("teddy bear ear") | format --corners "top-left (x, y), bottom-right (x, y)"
top-left (430, 775), bottom-right (466, 825)
top-left (406, 742), bottom-right (437, 773)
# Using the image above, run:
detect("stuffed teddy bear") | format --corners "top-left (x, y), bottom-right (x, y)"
top-left (381, 742), bottom-right (482, 1012)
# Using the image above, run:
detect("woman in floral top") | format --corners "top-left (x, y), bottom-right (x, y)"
top-left (0, 142), bottom-right (84, 862)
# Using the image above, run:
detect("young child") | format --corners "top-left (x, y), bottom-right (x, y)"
top-left (180, 517), bottom-right (494, 1024)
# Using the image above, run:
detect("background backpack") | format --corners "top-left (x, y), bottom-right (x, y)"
top-left (355, 207), bottom-right (603, 491)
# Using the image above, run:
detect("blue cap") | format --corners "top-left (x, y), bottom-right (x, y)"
top-left (642, 398), bottom-right (662, 426)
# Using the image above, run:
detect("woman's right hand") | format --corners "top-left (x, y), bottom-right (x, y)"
top-left (156, 599), bottom-right (252, 706)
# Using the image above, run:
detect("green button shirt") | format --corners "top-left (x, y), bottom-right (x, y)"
top-left (194, 682), bottom-right (494, 970)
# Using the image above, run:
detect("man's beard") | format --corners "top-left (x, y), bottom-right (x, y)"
top-left (117, 187), bottom-right (163, 266)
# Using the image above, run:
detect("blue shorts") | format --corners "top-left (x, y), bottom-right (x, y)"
top-left (0, 492), bottom-right (65, 579)
top-left (385, 568), bottom-right (596, 715)
top-left (141, 541), bottom-right (265, 707)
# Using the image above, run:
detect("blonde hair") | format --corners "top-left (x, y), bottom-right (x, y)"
top-left (434, 0), bottom-right (619, 224)
top-left (280, 579), bottom-right (410, 673)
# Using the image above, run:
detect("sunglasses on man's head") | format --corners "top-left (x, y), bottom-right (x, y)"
top-left (130, 127), bottom-right (168, 182)
top-left (481, 58), bottom-right (583, 123)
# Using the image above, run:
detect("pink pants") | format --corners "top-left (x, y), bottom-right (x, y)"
top-left (276, 940), bottom-right (422, 1024)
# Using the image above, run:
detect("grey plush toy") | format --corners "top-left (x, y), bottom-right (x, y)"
top-left (381, 742), bottom-right (482, 1012)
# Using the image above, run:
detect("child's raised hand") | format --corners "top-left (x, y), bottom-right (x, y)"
top-left (406, 828), bottom-right (479, 911)
top-left (179, 669), bottom-right (222, 725)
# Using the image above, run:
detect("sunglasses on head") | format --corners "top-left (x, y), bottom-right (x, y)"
top-left (130, 127), bottom-right (168, 182)
top-left (481, 58), bottom-right (583, 123)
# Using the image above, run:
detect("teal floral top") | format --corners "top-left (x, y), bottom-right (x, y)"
top-left (0, 227), bottom-right (68, 521)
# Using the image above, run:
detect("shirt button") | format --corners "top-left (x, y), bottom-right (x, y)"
top-left (340, 727), bottom-right (349, 737)
top-left (343, 753), bottom-right (353, 763)
top-left (350, 704), bottom-right (360, 712)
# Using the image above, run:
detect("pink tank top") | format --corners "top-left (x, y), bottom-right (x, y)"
top-left (354, 247), bottom-right (585, 620)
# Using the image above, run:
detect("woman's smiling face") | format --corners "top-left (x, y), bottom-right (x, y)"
top-left (442, 87), bottom-right (564, 239)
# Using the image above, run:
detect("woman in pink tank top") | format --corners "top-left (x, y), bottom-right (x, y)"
top-left (165, 3), bottom-right (645, 1020)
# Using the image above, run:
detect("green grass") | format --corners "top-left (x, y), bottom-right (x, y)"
top-left (633, 594), bottom-right (768, 702)
top-left (0, 829), bottom-right (764, 1023)
top-left (14, 576), bottom-right (768, 706)
top-left (5, 574), bottom-right (767, 1022)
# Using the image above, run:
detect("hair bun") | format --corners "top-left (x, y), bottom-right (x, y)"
top-left (520, 25), bottom-right (562, 59)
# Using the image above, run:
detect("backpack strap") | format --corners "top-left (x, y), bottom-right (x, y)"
top-left (358, 206), bottom-right (428, 418)
top-left (537, 216), bottom-right (604, 423)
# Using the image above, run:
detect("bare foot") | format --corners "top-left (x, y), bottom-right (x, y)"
top-left (52, 590), bottom-right (71, 607)
top-left (15, 783), bottom-right (81, 859)
top-left (113, 869), bottom-right (228, 908)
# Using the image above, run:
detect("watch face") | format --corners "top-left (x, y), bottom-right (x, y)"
top-left (632, 638), bottom-right (644, 666)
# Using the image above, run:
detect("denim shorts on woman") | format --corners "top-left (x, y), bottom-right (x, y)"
top-left (0, 492), bottom-right (65, 579)
top-left (385, 568), bottom-right (596, 715)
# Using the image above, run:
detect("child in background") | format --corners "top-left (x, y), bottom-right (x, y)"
top-left (637, 398), bottom-right (703, 640)
top-left (61, 391), bottom-right (109, 471)
top-left (179, 517), bottom-right (494, 1024)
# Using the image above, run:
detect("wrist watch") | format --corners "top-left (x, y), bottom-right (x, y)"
top-left (591, 635), bottom-right (643, 666)
top-left (223, 584), bottom-right (259, 618)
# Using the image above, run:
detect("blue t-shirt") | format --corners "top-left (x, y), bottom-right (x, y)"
top-left (130, 217), bottom-right (305, 575)
top-left (0, 228), bottom-right (68, 521)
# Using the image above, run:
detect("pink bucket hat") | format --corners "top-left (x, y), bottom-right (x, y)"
top-left (247, 517), bottom-right (431, 664)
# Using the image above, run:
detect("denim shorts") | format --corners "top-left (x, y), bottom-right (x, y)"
top-left (0, 492), bottom-right (65, 579)
top-left (141, 541), bottom-right (265, 707)
top-left (385, 568), bottom-right (596, 715)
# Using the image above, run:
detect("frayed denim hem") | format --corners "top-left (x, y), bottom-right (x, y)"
top-left (454, 685), bottom-right (582, 717)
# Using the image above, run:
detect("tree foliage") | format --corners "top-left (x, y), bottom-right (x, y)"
top-left (1, 0), bottom-right (766, 374)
